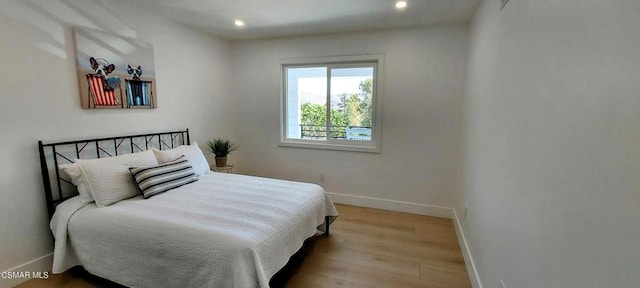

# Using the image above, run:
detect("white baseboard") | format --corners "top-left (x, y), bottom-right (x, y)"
top-left (327, 192), bottom-right (453, 219)
top-left (452, 209), bottom-right (483, 288)
top-left (1, 253), bottom-right (53, 288)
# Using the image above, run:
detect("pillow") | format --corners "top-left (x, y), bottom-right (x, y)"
top-left (152, 141), bottom-right (209, 177)
top-left (77, 150), bottom-right (158, 207)
top-left (59, 163), bottom-right (94, 204)
top-left (129, 155), bottom-right (198, 199)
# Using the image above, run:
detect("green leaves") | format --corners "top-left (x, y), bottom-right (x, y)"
top-left (301, 102), bottom-right (327, 125)
top-left (206, 139), bottom-right (239, 157)
top-left (301, 79), bottom-right (372, 129)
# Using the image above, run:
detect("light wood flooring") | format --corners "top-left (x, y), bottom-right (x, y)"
top-left (17, 204), bottom-right (470, 288)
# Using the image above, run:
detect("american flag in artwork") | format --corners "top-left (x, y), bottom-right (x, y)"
top-left (87, 75), bottom-right (118, 106)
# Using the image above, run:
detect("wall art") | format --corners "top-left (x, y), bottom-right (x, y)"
top-left (73, 27), bottom-right (157, 109)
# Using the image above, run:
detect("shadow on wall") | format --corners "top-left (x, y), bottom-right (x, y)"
top-left (0, 0), bottom-right (138, 61)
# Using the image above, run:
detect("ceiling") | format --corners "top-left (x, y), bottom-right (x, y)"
top-left (128, 0), bottom-right (479, 40)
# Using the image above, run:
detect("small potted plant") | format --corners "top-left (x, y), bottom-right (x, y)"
top-left (207, 138), bottom-right (238, 167)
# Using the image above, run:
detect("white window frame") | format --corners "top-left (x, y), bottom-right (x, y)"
top-left (280, 55), bottom-right (383, 153)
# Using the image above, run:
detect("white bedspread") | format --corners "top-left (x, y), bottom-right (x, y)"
top-left (50, 172), bottom-right (338, 288)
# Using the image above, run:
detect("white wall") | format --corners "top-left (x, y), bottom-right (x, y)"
top-left (0, 0), bottom-right (233, 285)
top-left (458, 0), bottom-right (640, 287)
top-left (231, 26), bottom-right (468, 210)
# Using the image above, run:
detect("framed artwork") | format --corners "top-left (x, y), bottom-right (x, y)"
top-left (73, 27), bottom-right (157, 109)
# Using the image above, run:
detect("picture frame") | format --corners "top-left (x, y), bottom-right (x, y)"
top-left (73, 27), bottom-right (157, 109)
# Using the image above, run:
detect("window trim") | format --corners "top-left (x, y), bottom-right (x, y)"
top-left (280, 55), bottom-right (384, 153)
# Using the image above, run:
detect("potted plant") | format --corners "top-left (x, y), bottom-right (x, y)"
top-left (207, 138), bottom-right (238, 167)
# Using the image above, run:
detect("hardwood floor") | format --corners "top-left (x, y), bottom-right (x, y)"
top-left (285, 204), bottom-right (471, 288)
top-left (17, 204), bottom-right (470, 288)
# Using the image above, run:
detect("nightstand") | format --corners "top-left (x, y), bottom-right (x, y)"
top-left (211, 165), bottom-right (234, 173)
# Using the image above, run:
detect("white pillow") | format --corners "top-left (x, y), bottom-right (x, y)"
top-left (152, 142), bottom-right (209, 177)
top-left (77, 150), bottom-right (158, 207)
top-left (59, 163), bottom-right (94, 204)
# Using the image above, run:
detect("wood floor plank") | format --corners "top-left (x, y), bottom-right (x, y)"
top-left (312, 245), bottom-right (421, 278)
top-left (420, 260), bottom-right (471, 288)
top-left (298, 255), bottom-right (441, 288)
top-left (330, 222), bottom-right (383, 239)
top-left (333, 217), bottom-right (416, 240)
top-left (286, 271), bottom-right (372, 288)
top-left (414, 223), bottom-right (459, 240)
top-left (381, 230), bottom-right (462, 251)
top-left (345, 205), bottom-right (453, 226)
top-left (335, 208), bottom-right (419, 229)
top-left (342, 233), bottom-right (465, 263)
top-left (331, 216), bottom-right (413, 237)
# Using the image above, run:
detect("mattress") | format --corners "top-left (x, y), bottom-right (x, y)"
top-left (50, 172), bottom-right (338, 288)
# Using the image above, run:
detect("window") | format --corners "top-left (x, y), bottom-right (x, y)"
top-left (281, 55), bottom-right (383, 153)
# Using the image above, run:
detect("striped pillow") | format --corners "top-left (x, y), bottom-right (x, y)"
top-left (129, 155), bottom-right (198, 199)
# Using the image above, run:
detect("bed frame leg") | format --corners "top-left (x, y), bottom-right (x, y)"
top-left (324, 216), bottom-right (330, 236)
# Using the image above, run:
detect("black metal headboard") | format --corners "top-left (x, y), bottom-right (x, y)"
top-left (38, 129), bottom-right (190, 219)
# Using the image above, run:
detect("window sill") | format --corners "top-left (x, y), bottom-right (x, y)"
top-left (279, 140), bottom-right (380, 153)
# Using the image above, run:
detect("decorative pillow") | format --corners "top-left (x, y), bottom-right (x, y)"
top-left (59, 163), bottom-right (94, 204)
top-left (77, 150), bottom-right (158, 207)
top-left (129, 156), bottom-right (198, 199)
top-left (152, 142), bottom-right (209, 177)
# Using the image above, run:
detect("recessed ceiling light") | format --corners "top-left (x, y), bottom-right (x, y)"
top-left (395, 1), bottom-right (407, 9)
top-left (234, 20), bottom-right (245, 27)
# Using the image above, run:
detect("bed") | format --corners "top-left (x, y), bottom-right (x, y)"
top-left (39, 129), bottom-right (338, 288)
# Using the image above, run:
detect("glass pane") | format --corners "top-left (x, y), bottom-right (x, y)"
top-left (330, 67), bottom-right (374, 141)
top-left (285, 67), bottom-right (327, 140)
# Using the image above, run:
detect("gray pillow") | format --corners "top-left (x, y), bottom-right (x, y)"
top-left (130, 156), bottom-right (198, 199)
